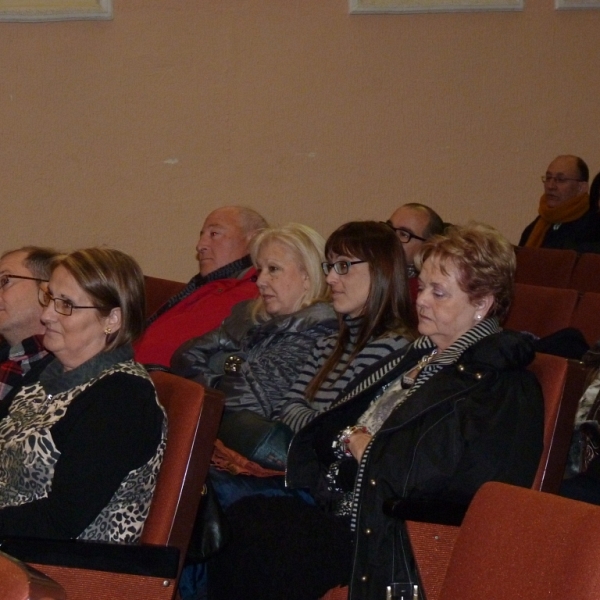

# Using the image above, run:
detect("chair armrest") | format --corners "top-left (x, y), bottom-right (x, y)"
top-left (382, 498), bottom-right (468, 526)
top-left (0, 537), bottom-right (179, 579)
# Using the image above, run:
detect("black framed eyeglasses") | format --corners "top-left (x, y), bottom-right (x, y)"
top-left (322, 260), bottom-right (366, 275)
top-left (0, 274), bottom-right (48, 290)
top-left (541, 175), bottom-right (584, 184)
top-left (383, 221), bottom-right (427, 244)
top-left (38, 287), bottom-right (98, 317)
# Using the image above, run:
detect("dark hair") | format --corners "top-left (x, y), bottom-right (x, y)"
top-left (401, 203), bottom-right (445, 238)
top-left (590, 171), bottom-right (600, 212)
top-left (305, 221), bottom-right (415, 401)
top-left (575, 157), bottom-right (590, 183)
top-left (1, 246), bottom-right (59, 280)
top-left (54, 248), bottom-right (146, 350)
top-left (415, 222), bottom-right (515, 322)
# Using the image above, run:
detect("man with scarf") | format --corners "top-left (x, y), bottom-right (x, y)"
top-left (519, 155), bottom-right (600, 252)
top-left (134, 206), bottom-right (267, 368)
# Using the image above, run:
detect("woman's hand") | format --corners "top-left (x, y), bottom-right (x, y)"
top-left (347, 431), bottom-right (373, 463)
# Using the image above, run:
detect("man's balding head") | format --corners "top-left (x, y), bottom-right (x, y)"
top-left (387, 203), bottom-right (444, 265)
top-left (196, 206), bottom-right (267, 276)
top-left (543, 155), bottom-right (589, 209)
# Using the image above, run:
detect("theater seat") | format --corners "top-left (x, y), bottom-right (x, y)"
top-left (144, 275), bottom-right (186, 318)
top-left (0, 551), bottom-right (65, 600)
top-left (504, 283), bottom-right (579, 338)
top-left (439, 482), bottom-right (600, 600)
top-left (569, 252), bottom-right (600, 293)
top-left (514, 246), bottom-right (578, 288)
top-left (570, 292), bottom-right (600, 346)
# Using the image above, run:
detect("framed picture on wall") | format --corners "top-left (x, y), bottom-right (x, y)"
top-left (349, 0), bottom-right (523, 12)
top-left (0, 0), bottom-right (112, 21)
top-left (555, 0), bottom-right (600, 7)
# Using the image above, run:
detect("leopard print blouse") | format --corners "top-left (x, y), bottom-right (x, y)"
top-left (0, 360), bottom-right (167, 543)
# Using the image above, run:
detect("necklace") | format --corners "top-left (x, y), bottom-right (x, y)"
top-left (402, 349), bottom-right (438, 388)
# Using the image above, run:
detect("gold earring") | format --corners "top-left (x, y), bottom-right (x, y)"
top-left (105, 327), bottom-right (112, 335)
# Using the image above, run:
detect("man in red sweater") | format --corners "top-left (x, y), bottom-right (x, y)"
top-left (385, 203), bottom-right (445, 303)
top-left (134, 206), bottom-right (267, 368)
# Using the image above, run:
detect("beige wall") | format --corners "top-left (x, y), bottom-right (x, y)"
top-left (2, 0), bottom-right (599, 280)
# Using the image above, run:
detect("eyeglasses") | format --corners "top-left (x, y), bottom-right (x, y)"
top-left (383, 221), bottom-right (427, 244)
top-left (0, 274), bottom-right (48, 290)
top-left (38, 287), bottom-right (98, 317)
top-left (321, 260), bottom-right (366, 275)
top-left (541, 175), bottom-right (584, 184)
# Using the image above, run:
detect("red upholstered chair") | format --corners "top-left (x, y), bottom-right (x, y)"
top-left (3, 372), bottom-right (224, 600)
top-left (569, 252), bottom-right (600, 293)
top-left (514, 246), bottom-right (578, 288)
top-left (144, 275), bottom-right (186, 318)
top-left (504, 283), bottom-right (579, 338)
top-left (438, 482), bottom-right (600, 600)
top-left (570, 292), bottom-right (600, 346)
top-left (0, 551), bottom-right (65, 600)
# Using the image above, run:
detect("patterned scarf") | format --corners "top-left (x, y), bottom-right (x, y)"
top-left (146, 255), bottom-right (253, 325)
top-left (0, 335), bottom-right (49, 401)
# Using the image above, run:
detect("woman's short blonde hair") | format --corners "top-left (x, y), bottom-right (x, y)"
top-left (54, 247), bottom-right (146, 350)
top-left (249, 223), bottom-right (329, 320)
top-left (414, 222), bottom-right (516, 322)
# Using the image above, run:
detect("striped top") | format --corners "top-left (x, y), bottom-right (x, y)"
top-left (278, 316), bottom-right (410, 432)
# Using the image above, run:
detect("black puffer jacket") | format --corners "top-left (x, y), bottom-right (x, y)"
top-left (287, 330), bottom-right (544, 600)
top-left (171, 300), bottom-right (337, 418)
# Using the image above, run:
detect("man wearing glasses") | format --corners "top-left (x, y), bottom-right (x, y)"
top-left (386, 203), bottom-right (445, 301)
top-left (519, 155), bottom-right (600, 252)
top-left (0, 247), bottom-right (58, 406)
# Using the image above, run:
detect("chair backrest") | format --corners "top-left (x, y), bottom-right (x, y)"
top-left (504, 283), bottom-right (579, 338)
top-left (142, 372), bottom-right (224, 572)
top-left (0, 551), bottom-right (66, 600)
top-left (439, 481), bottom-right (600, 600)
top-left (569, 252), bottom-right (600, 293)
top-left (514, 246), bottom-right (578, 288)
top-left (570, 291), bottom-right (600, 346)
top-left (144, 275), bottom-right (186, 318)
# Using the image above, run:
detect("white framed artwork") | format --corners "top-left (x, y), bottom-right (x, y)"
top-left (555, 0), bottom-right (600, 8)
top-left (349, 0), bottom-right (523, 13)
top-left (0, 0), bottom-right (112, 21)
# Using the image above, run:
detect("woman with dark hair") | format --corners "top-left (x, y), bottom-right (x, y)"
top-left (209, 223), bottom-right (544, 600)
top-left (0, 248), bottom-right (165, 542)
top-left (280, 220), bottom-right (414, 431)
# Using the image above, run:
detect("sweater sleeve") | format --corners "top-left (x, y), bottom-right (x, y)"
top-left (0, 373), bottom-right (164, 539)
top-left (278, 337), bottom-right (334, 432)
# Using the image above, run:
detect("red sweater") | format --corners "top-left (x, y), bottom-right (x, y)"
top-left (134, 269), bottom-right (258, 367)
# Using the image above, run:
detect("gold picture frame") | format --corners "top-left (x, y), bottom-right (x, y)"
top-left (0, 0), bottom-right (112, 21)
top-left (349, 0), bottom-right (523, 13)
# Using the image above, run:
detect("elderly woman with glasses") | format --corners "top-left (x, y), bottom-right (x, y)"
top-left (208, 223), bottom-right (544, 600)
top-left (0, 248), bottom-right (166, 542)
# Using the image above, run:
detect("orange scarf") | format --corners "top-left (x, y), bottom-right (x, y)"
top-left (525, 192), bottom-right (590, 248)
